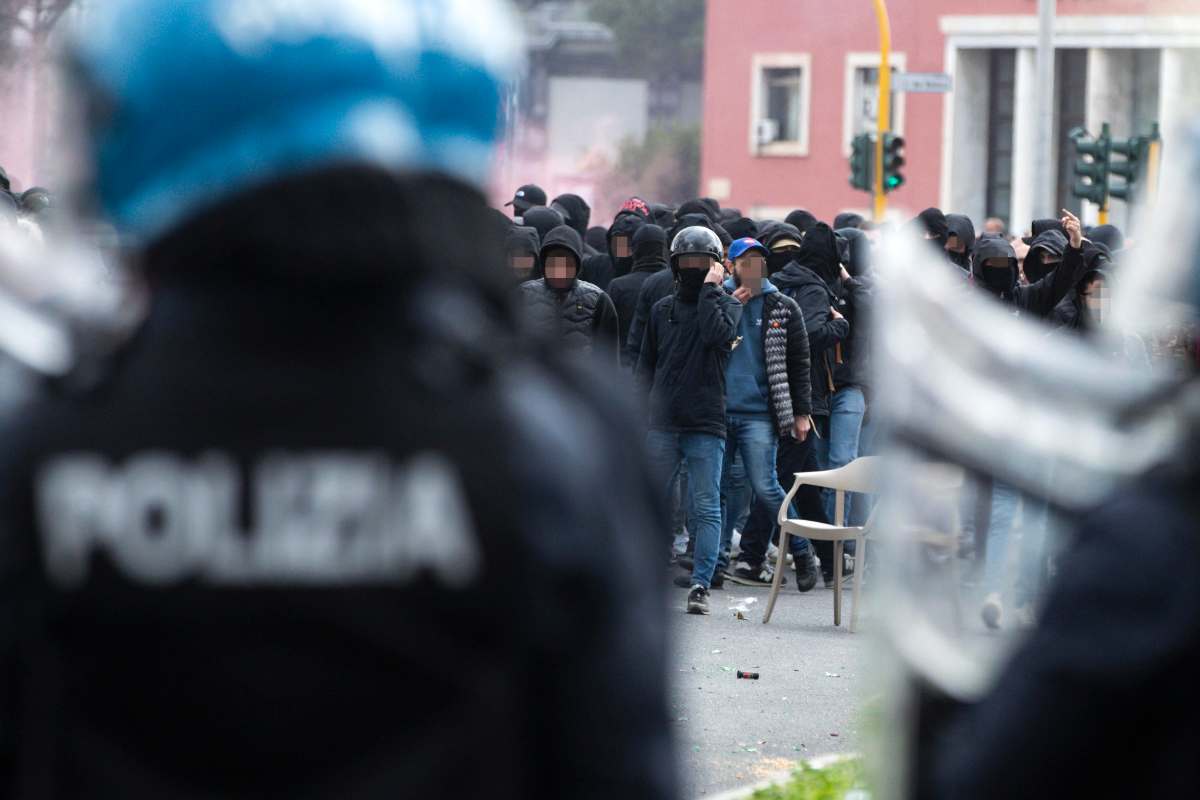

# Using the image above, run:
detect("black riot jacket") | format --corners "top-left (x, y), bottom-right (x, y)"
top-left (0, 172), bottom-right (673, 800)
top-left (608, 224), bottom-right (667, 368)
top-left (973, 233), bottom-right (1084, 319)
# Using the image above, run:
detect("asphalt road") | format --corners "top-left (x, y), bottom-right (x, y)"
top-left (668, 575), bottom-right (867, 798)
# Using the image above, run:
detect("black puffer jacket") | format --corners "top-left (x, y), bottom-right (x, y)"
top-left (770, 225), bottom-right (850, 417)
top-left (608, 224), bottom-right (667, 368)
top-left (636, 281), bottom-right (742, 438)
top-left (519, 226), bottom-right (619, 362)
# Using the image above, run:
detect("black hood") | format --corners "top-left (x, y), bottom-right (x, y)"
top-left (676, 197), bottom-right (720, 223)
top-left (607, 212), bottom-right (646, 278)
top-left (771, 259), bottom-right (833, 297)
top-left (1024, 228), bottom-right (1069, 283)
top-left (669, 213), bottom-right (714, 245)
top-left (1022, 218), bottom-right (1065, 245)
top-left (945, 213), bottom-right (976, 270)
top-left (632, 224), bottom-right (668, 272)
top-left (761, 221), bottom-right (803, 250)
top-left (585, 225), bottom-right (609, 254)
top-left (792, 222), bottom-right (841, 287)
top-left (833, 212), bottom-right (864, 230)
top-left (723, 217), bottom-right (759, 240)
top-left (523, 205), bottom-right (565, 243)
top-left (1082, 240), bottom-right (1112, 271)
top-left (550, 193), bottom-right (591, 239)
top-left (972, 233), bottom-right (1018, 298)
top-left (915, 207), bottom-right (949, 248)
top-left (785, 209), bottom-right (818, 237)
top-left (649, 203), bottom-right (676, 229)
top-left (538, 224), bottom-right (584, 279)
top-left (505, 225), bottom-right (540, 258)
top-left (835, 227), bottom-right (871, 277)
top-left (1086, 223), bottom-right (1124, 253)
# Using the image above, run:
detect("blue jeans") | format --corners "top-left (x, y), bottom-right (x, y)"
top-left (647, 430), bottom-right (725, 589)
top-left (983, 480), bottom-right (1020, 595)
top-left (720, 451), bottom-right (752, 549)
top-left (717, 416), bottom-right (806, 572)
top-left (813, 386), bottom-right (866, 525)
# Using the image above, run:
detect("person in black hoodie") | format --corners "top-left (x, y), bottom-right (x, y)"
top-left (504, 225), bottom-right (540, 284)
top-left (741, 222), bottom-right (851, 586)
top-left (649, 203), bottom-right (676, 230)
top-left (522, 205), bottom-right (565, 245)
top-left (609, 224), bottom-right (668, 368)
top-left (833, 212), bottom-right (864, 231)
top-left (944, 213), bottom-right (976, 272)
top-left (585, 225), bottom-right (609, 254)
top-left (972, 210), bottom-right (1090, 629)
top-left (1022, 228), bottom-right (1068, 285)
top-left (914, 207), bottom-right (949, 250)
top-left (551, 192), bottom-right (598, 255)
top-left (518, 225), bottom-right (619, 362)
top-left (637, 226), bottom-right (742, 615)
top-left (582, 210), bottom-right (644, 291)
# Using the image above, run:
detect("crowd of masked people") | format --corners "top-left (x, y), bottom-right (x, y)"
top-left (496, 182), bottom-right (1189, 623)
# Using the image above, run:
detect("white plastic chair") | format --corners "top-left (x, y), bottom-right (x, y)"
top-left (763, 456), bottom-right (883, 631)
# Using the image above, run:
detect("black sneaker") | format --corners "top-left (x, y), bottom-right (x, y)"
top-left (686, 585), bottom-right (710, 615)
top-left (728, 560), bottom-right (785, 587)
top-left (674, 572), bottom-right (723, 589)
top-left (794, 550), bottom-right (818, 593)
top-left (822, 553), bottom-right (855, 588)
top-left (676, 555), bottom-right (695, 571)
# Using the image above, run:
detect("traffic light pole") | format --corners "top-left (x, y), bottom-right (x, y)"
top-left (871, 0), bottom-right (891, 222)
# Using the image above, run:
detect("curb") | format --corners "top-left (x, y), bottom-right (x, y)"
top-left (701, 752), bottom-right (859, 800)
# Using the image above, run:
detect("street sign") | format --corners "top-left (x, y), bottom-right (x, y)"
top-left (892, 72), bottom-right (953, 93)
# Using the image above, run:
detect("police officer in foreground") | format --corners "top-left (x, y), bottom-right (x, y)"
top-left (0, 2), bottom-right (675, 798)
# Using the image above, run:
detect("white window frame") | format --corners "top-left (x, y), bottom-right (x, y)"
top-left (749, 53), bottom-right (812, 157)
top-left (841, 52), bottom-right (907, 157)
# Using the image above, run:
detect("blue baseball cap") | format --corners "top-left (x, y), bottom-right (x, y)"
top-left (728, 237), bottom-right (768, 261)
top-left (69, 0), bottom-right (522, 242)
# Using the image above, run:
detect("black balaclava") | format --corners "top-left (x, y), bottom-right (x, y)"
top-left (673, 261), bottom-right (708, 301)
top-left (916, 207), bottom-right (949, 249)
top-left (632, 224), bottom-right (668, 271)
top-left (522, 206), bottom-right (565, 245)
top-left (944, 213), bottom-right (976, 271)
top-left (505, 225), bottom-right (540, 282)
top-left (972, 234), bottom-right (1018, 299)
top-left (785, 209), bottom-right (818, 238)
top-left (836, 227), bottom-right (871, 277)
top-left (793, 222), bottom-right (842, 288)
top-left (761, 222), bottom-right (804, 276)
top-left (550, 193), bottom-right (591, 240)
top-left (833, 212), bottom-right (864, 231)
top-left (538, 225), bottom-right (584, 293)
top-left (1024, 229), bottom-right (1068, 284)
top-left (607, 212), bottom-right (645, 279)
top-left (585, 225), bottom-right (609, 254)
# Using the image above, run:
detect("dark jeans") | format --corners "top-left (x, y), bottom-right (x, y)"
top-left (739, 417), bottom-right (831, 570)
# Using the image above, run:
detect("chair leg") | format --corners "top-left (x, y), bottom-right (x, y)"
top-left (850, 536), bottom-right (865, 633)
top-left (763, 529), bottom-right (790, 624)
top-left (833, 540), bottom-right (843, 627)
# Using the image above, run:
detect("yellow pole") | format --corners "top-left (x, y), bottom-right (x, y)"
top-left (1146, 138), bottom-right (1162, 201)
top-left (1098, 203), bottom-right (1109, 225)
top-left (872, 0), bottom-right (891, 222)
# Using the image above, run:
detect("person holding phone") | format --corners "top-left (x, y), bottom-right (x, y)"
top-left (715, 238), bottom-right (818, 588)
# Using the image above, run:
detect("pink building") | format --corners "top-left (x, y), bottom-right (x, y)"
top-left (699, 0), bottom-right (1200, 233)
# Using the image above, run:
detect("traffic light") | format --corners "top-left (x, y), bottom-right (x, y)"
top-left (1107, 134), bottom-right (1146, 201)
top-left (882, 132), bottom-right (905, 193)
top-left (849, 133), bottom-right (873, 192)
top-left (1069, 124), bottom-right (1110, 206)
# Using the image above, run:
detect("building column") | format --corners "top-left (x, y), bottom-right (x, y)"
top-left (1009, 48), bottom-right (1037, 236)
top-left (1159, 48), bottom-right (1200, 162)
top-left (1084, 48), bottom-right (1135, 228)
top-left (945, 48), bottom-right (990, 224)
